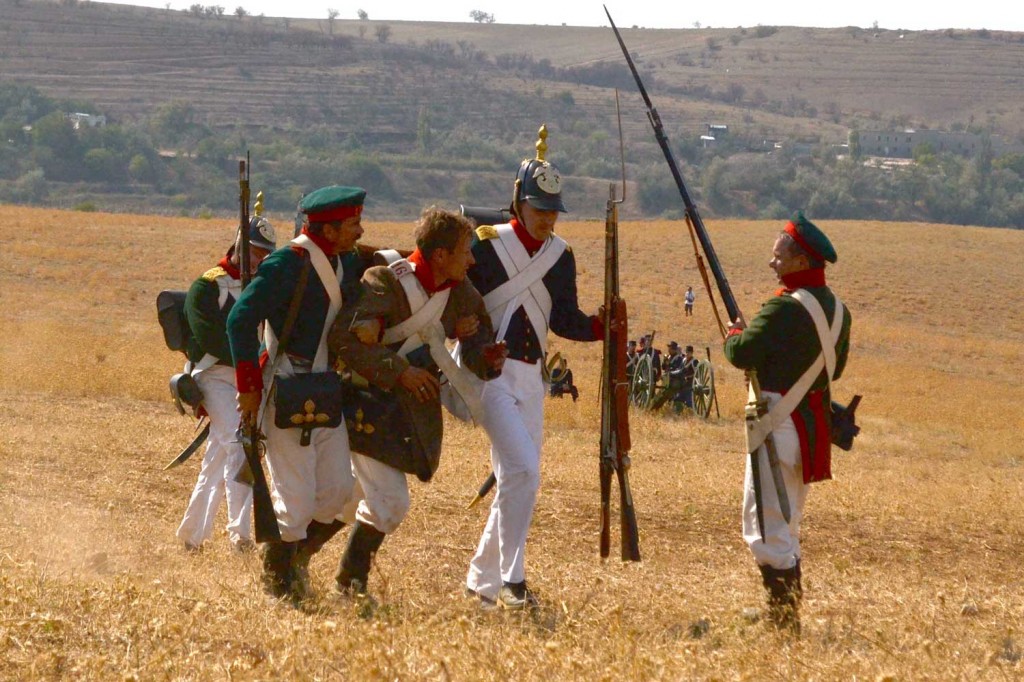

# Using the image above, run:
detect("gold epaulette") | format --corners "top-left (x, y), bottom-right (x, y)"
top-left (476, 225), bottom-right (499, 240)
top-left (201, 266), bottom-right (227, 282)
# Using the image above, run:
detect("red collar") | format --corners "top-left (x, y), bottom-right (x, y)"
top-left (218, 255), bottom-right (241, 280)
top-left (408, 249), bottom-right (456, 293)
top-left (301, 225), bottom-right (336, 256)
top-left (511, 217), bottom-right (545, 255)
top-left (778, 268), bottom-right (826, 294)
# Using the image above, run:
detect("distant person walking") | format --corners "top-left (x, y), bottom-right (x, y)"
top-left (684, 286), bottom-right (695, 317)
top-left (723, 211), bottom-right (851, 634)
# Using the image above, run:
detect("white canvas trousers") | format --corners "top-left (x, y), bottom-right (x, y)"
top-left (176, 364), bottom-right (252, 547)
top-left (345, 452), bottom-right (411, 534)
top-left (742, 390), bottom-right (810, 570)
top-left (466, 359), bottom-right (545, 600)
top-left (264, 398), bottom-right (356, 543)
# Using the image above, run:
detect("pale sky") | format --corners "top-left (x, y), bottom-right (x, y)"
top-left (98, 0), bottom-right (1024, 32)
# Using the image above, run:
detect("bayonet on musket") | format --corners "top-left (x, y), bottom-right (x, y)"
top-left (599, 90), bottom-right (641, 562)
top-left (604, 7), bottom-right (789, 540)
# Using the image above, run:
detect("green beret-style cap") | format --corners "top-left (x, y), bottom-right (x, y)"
top-left (784, 211), bottom-right (837, 264)
top-left (300, 185), bottom-right (366, 223)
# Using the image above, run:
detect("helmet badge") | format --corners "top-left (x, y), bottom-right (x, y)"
top-left (533, 163), bottom-right (561, 194)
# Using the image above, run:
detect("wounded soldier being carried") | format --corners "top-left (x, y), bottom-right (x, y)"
top-left (326, 206), bottom-right (507, 599)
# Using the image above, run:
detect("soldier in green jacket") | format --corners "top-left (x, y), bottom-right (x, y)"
top-left (176, 216), bottom-right (276, 552)
top-left (228, 186), bottom-right (371, 602)
top-left (724, 212), bottom-right (852, 634)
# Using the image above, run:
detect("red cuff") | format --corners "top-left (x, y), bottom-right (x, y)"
top-left (590, 315), bottom-right (604, 340)
top-left (236, 360), bottom-right (264, 393)
top-left (726, 327), bottom-right (743, 338)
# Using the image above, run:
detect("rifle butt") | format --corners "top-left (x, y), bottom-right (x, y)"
top-left (241, 437), bottom-right (280, 544)
top-left (617, 467), bottom-right (641, 562)
top-left (599, 461), bottom-right (613, 559)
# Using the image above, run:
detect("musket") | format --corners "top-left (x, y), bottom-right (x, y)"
top-left (605, 7), bottom-right (789, 541)
top-left (599, 90), bottom-right (640, 562)
top-left (236, 157), bottom-right (281, 544)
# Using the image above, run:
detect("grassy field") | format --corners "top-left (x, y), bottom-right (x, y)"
top-left (1, 204), bottom-right (1022, 679)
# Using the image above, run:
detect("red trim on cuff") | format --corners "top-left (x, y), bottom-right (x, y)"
top-left (236, 360), bottom-right (264, 394)
top-left (590, 315), bottom-right (604, 340)
top-left (727, 327), bottom-right (743, 338)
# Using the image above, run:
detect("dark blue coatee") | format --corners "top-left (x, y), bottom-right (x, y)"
top-left (468, 218), bottom-right (601, 364)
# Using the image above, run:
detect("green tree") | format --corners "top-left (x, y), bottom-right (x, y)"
top-left (31, 112), bottom-right (81, 181)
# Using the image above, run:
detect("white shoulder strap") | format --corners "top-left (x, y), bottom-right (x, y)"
top-left (745, 289), bottom-right (844, 454)
top-left (790, 290), bottom-right (844, 392)
top-left (380, 259), bottom-right (451, 358)
top-left (265, 234), bottom-right (343, 372)
top-left (484, 225), bottom-right (565, 353)
top-left (482, 228), bottom-right (566, 314)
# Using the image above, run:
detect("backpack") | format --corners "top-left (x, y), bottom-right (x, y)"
top-left (156, 290), bottom-right (191, 354)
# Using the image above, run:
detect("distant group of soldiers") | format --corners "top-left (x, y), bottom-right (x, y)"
top-left (166, 126), bottom-right (852, 635)
top-left (625, 335), bottom-right (699, 413)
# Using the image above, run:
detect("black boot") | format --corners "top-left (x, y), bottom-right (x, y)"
top-left (262, 541), bottom-right (298, 602)
top-left (759, 562), bottom-right (802, 634)
top-left (336, 521), bottom-right (386, 595)
top-left (292, 520), bottom-right (345, 599)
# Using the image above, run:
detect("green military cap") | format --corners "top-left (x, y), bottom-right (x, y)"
top-left (299, 185), bottom-right (367, 223)
top-left (784, 211), bottom-right (837, 264)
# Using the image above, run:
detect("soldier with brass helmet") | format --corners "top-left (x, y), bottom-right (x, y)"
top-left (227, 186), bottom-right (372, 603)
top-left (175, 210), bottom-right (276, 552)
top-left (325, 206), bottom-right (507, 599)
top-left (464, 126), bottom-right (604, 610)
top-left (724, 212), bottom-right (852, 633)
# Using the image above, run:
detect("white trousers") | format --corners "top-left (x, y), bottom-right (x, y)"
top-left (344, 453), bottom-right (411, 534)
top-left (742, 391), bottom-right (810, 570)
top-left (264, 398), bottom-right (356, 543)
top-left (466, 359), bottom-right (545, 600)
top-left (176, 364), bottom-right (253, 547)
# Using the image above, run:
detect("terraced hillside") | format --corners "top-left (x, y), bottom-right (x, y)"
top-left (4, 1), bottom-right (1023, 144)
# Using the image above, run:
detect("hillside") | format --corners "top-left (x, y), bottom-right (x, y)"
top-left (1, 0), bottom-right (1023, 222)
top-left (1, 206), bottom-right (1023, 678)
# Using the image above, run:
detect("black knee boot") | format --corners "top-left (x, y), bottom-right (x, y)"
top-left (262, 541), bottom-right (298, 600)
top-left (759, 561), bottom-right (802, 634)
top-left (292, 520), bottom-right (345, 598)
top-left (336, 521), bottom-right (386, 595)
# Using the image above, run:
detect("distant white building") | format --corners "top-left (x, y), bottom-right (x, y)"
top-left (855, 129), bottom-right (1024, 159)
top-left (66, 112), bottom-right (106, 130)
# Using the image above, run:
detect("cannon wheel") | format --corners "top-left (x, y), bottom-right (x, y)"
top-left (630, 353), bottom-right (656, 409)
top-left (691, 359), bottom-right (716, 419)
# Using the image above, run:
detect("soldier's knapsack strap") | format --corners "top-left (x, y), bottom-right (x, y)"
top-left (289, 234), bottom-right (344, 373)
top-left (380, 258), bottom-right (451, 354)
top-left (745, 290), bottom-right (844, 454)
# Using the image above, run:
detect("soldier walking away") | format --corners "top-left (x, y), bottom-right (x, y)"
top-left (684, 285), bottom-right (695, 316)
top-left (176, 215), bottom-right (276, 552)
top-left (227, 186), bottom-right (370, 604)
top-left (724, 212), bottom-right (851, 634)
top-left (675, 344), bottom-right (699, 412)
top-left (326, 207), bottom-right (506, 600)
top-left (660, 341), bottom-right (697, 414)
top-left (464, 126), bottom-right (604, 610)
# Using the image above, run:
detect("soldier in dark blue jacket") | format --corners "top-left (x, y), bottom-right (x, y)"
top-left (464, 127), bottom-right (603, 610)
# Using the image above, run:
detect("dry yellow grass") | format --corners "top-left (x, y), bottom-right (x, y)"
top-left (1, 204), bottom-right (1023, 680)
